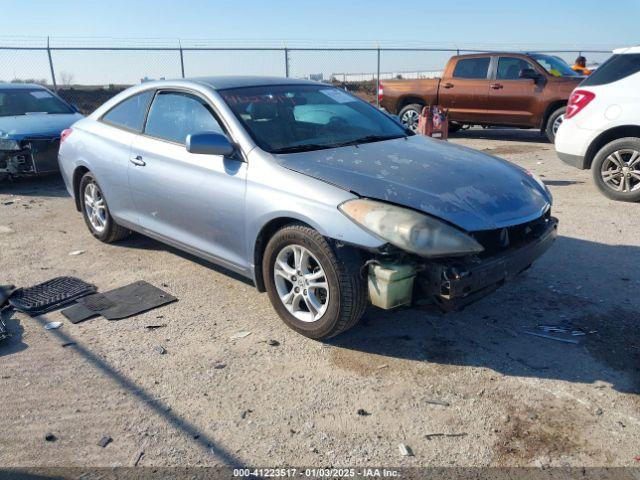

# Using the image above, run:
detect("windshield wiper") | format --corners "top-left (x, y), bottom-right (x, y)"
top-left (332, 134), bottom-right (405, 148)
top-left (271, 144), bottom-right (334, 154)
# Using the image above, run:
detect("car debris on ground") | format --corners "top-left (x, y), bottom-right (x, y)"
top-left (44, 321), bottom-right (63, 330)
top-left (97, 436), bottom-right (112, 448)
top-left (398, 443), bottom-right (414, 456)
top-left (230, 331), bottom-right (251, 339)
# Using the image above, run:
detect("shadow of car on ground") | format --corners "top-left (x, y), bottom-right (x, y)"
top-left (0, 174), bottom-right (69, 199)
top-left (329, 235), bottom-right (640, 395)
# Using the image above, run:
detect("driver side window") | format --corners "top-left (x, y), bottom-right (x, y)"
top-left (497, 57), bottom-right (535, 80)
top-left (144, 91), bottom-right (224, 145)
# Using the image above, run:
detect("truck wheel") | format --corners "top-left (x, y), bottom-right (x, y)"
top-left (263, 223), bottom-right (367, 340)
top-left (545, 106), bottom-right (566, 143)
top-left (449, 122), bottom-right (463, 133)
top-left (592, 137), bottom-right (640, 202)
top-left (398, 104), bottom-right (423, 132)
top-left (79, 172), bottom-right (131, 243)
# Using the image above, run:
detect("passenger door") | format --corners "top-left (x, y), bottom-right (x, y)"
top-left (438, 56), bottom-right (491, 123)
top-left (486, 56), bottom-right (540, 125)
top-left (128, 90), bottom-right (248, 271)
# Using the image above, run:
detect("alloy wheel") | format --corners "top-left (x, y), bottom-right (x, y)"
top-left (401, 109), bottom-right (420, 132)
top-left (273, 244), bottom-right (329, 323)
top-left (600, 149), bottom-right (640, 193)
top-left (84, 182), bottom-right (108, 233)
top-left (552, 114), bottom-right (564, 137)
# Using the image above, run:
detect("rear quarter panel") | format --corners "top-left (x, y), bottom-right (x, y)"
top-left (380, 79), bottom-right (440, 113)
top-left (58, 118), bottom-right (138, 224)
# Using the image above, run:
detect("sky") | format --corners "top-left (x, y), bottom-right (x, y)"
top-left (1, 0), bottom-right (638, 84)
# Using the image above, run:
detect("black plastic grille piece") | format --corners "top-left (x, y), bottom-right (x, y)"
top-left (8, 277), bottom-right (97, 316)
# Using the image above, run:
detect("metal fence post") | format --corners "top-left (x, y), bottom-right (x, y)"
top-left (179, 41), bottom-right (185, 78)
top-left (376, 47), bottom-right (381, 107)
top-left (46, 36), bottom-right (57, 91)
top-left (284, 47), bottom-right (290, 77)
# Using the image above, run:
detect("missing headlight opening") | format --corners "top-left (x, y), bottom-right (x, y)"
top-left (366, 212), bottom-right (558, 312)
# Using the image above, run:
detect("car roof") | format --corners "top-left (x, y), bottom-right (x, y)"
top-left (613, 46), bottom-right (640, 54)
top-left (0, 83), bottom-right (49, 90)
top-left (190, 76), bottom-right (319, 90)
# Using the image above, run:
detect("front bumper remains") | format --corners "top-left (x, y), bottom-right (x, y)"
top-left (417, 216), bottom-right (558, 310)
top-left (0, 137), bottom-right (60, 177)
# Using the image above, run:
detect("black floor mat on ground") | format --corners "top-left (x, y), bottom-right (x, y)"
top-left (61, 303), bottom-right (100, 324)
top-left (63, 281), bottom-right (176, 321)
top-left (8, 277), bottom-right (97, 316)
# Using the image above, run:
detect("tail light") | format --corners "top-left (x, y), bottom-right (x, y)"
top-left (378, 84), bottom-right (384, 103)
top-left (565, 89), bottom-right (595, 119)
top-left (60, 128), bottom-right (73, 144)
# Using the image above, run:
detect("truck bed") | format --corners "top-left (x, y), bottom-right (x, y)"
top-left (380, 78), bottom-right (441, 114)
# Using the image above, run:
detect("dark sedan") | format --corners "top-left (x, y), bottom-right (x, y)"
top-left (0, 83), bottom-right (83, 179)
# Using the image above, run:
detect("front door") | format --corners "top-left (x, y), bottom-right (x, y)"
top-left (128, 90), bottom-right (248, 271)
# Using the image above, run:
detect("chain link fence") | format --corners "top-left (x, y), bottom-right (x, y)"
top-left (0, 37), bottom-right (615, 113)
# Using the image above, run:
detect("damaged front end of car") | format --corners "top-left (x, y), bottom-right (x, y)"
top-left (340, 198), bottom-right (558, 312)
top-left (0, 135), bottom-right (61, 179)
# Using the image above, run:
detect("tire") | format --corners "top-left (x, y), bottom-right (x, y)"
top-left (545, 106), bottom-right (566, 143)
top-left (591, 137), bottom-right (640, 202)
top-left (262, 223), bottom-right (367, 340)
top-left (448, 122), bottom-right (463, 133)
top-left (79, 172), bottom-right (131, 243)
top-left (398, 103), bottom-right (423, 132)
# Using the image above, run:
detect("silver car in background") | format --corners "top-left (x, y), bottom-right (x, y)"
top-left (58, 77), bottom-right (557, 339)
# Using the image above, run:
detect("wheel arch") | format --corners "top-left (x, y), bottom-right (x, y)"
top-left (541, 100), bottom-right (567, 131)
top-left (397, 96), bottom-right (426, 112)
top-left (253, 217), bottom-right (315, 292)
top-left (72, 165), bottom-right (90, 212)
top-left (585, 125), bottom-right (640, 169)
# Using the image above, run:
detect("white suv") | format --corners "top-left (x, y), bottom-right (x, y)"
top-left (555, 46), bottom-right (640, 202)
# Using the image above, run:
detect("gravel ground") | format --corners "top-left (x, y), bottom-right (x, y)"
top-left (1, 128), bottom-right (639, 468)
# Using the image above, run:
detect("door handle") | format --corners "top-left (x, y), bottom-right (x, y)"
top-left (490, 83), bottom-right (503, 90)
top-left (130, 155), bottom-right (146, 166)
top-left (442, 82), bottom-right (454, 89)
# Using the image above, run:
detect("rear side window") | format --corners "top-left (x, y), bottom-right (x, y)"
top-left (102, 90), bottom-right (154, 132)
top-left (144, 91), bottom-right (224, 145)
top-left (497, 57), bottom-right (534, 80)
top-left (582, 54), bottom-right (640, 86)
top-left (452, 58), bottom-right (490, 79)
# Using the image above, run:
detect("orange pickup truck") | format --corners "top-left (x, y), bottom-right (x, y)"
top-left (379, 52), bottom-right (584, 142)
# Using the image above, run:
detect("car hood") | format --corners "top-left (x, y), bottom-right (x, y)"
top-left (0, 113), bottom-right (83, 140)
top-left (274, 135), bottom-right (551, 232)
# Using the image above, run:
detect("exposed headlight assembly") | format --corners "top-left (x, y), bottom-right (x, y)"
top-left (339, 199), bottom-right (484, 258)
top-left (0, 138), bottom-right (21, 151)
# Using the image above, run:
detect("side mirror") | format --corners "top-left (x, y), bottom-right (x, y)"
top-left (519, 68), bottom-right (541, 80)
top-left (186, 132), bottom-right (234, 156)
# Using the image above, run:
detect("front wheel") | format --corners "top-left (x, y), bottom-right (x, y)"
top-left (592, 137), bottom-right (640, 202)
top-left (545, 106), bottom-right (566, 143)
top-left (263, 224), bottom-right (367, 340)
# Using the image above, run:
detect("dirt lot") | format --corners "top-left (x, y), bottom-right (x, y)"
top-left (1, 128), bottom-right (639, 469)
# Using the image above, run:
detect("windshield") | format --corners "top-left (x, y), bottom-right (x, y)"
top-left (0, 88), bottom-right (74, 117)
top-left (219, 84), bottom-right (409, 153)
top-left (531, 54), bottom-right (580, 77)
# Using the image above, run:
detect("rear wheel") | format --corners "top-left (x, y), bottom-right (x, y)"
top-left (398, 104), bottom-right (423, 132)
top-left (263, 223), bottom-right (367, 340)
top-left (592, 137), bottom-right (640, 202)
top-left (545, 106), bottom-right (566, 143)
top-left (79, 172), bottom-right (131, 242)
